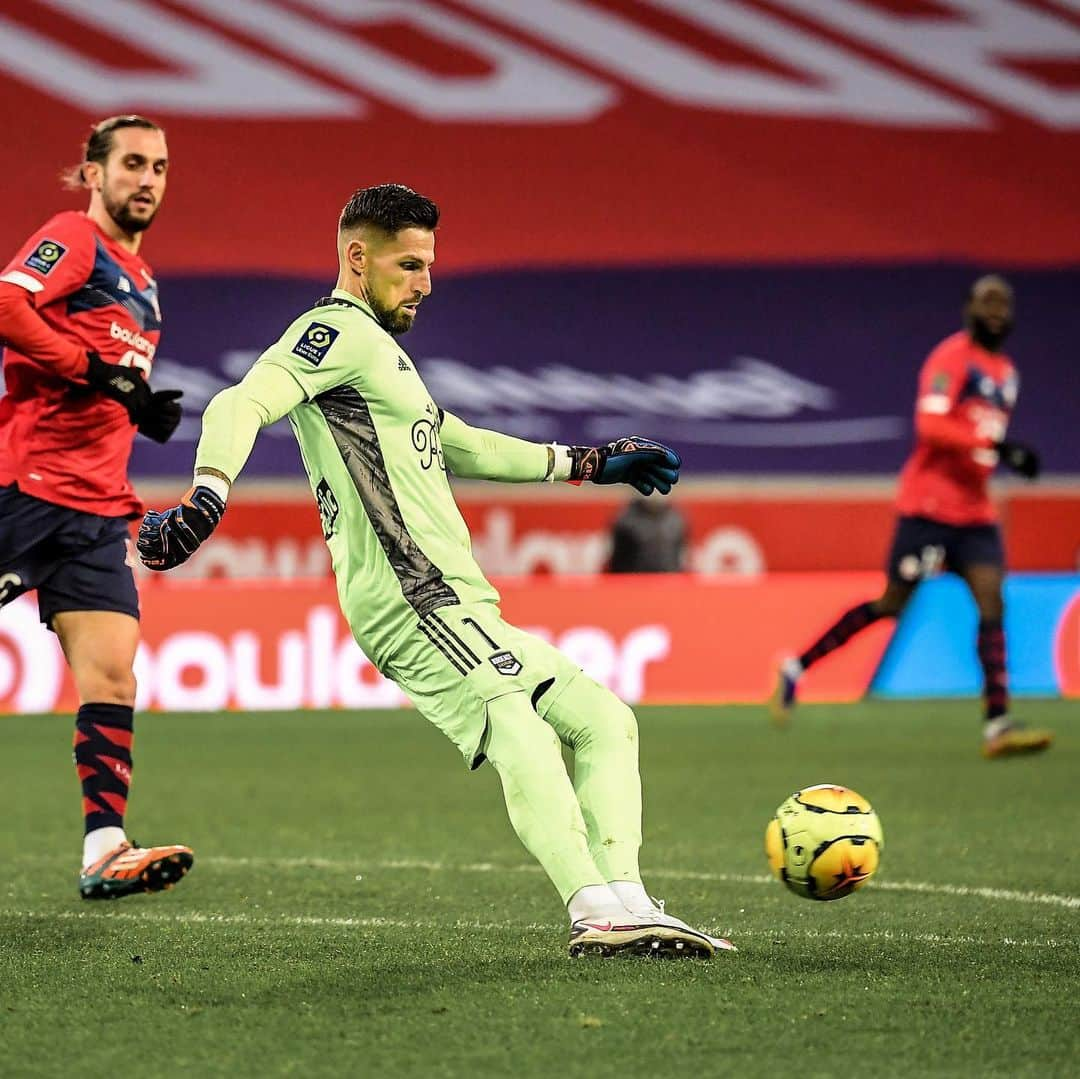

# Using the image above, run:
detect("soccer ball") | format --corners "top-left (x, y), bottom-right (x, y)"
top-left (764, 784), bottom-right (884, 901)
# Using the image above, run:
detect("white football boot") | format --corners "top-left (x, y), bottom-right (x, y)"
top-left (568, 914), bottom-right (715, 959)
top-left (629, 897), bottom-right (737, 953)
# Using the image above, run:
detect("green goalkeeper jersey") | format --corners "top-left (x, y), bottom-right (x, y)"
top-left (251, 290), bottom-right (546, 667)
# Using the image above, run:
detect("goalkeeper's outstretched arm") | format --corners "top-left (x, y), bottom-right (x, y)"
top-left (137, 362), bottom-right (305, 571)
top-left (440, 411), bottom-right (682, 496)
top-left (439, 410), bottom-right (568, 483)
top-left (192, 362), bottom-right (306, 497)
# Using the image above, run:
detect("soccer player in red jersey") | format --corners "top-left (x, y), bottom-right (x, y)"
top-left (770, 276), bottom-right (1052, 759)
top-left (0, 116), bottom-right (193, 896)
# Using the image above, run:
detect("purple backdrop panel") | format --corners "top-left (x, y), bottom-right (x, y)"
top-left (128, 265), bottom-right (1080, 478)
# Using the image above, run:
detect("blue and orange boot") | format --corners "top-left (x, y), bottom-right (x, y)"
top-left (80, 841), bottom-right (194, 900)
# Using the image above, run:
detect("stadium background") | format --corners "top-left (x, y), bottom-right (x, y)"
top-left (2, 0), bottom-right (1078, 712)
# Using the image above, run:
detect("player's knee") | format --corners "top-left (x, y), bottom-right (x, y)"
top-left (581, 692), bottom-right (638, 751)
top-left (79, 662), bottom-right (136, 707)
top-left (874, 585), bottom-right (910, 618)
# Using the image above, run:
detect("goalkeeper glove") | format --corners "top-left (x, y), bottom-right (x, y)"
top-left (568, 436), bottom-right (682, 495)
top-left (996, 440), bottom-right (1040, 480)
top-left (86, 350), bottom-right (184, 441)
top-left (137, 485), bottom-right (225, 571)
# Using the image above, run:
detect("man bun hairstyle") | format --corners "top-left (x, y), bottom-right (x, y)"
top-left (62, 115), bottom-right (164, 190)
top-left (339, 183), bottom-right (439, 236)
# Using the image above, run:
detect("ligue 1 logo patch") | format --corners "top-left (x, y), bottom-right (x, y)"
top-left (24, 238), bottom-right (67, 276)
top-left (292, 321), bottom-right (339, 366)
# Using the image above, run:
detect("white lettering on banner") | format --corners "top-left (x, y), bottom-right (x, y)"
top-left (0, 1), bottom-right (1070, 126)
top-left (233, 631), bottom-right (306, 710)
top-left (534, 625), bottom-right (671, 701)
top-left (183, 0), bottom-right (612, 121)
top-left (469, 512), bottom-right (761, 577)
top-left (466, 514), bottom-right (761, 576)
top-left (778, 0), bottom-right (1080, 128)
top-left (336, 638), bottom-right (405, 709)
top-left (136, 513), bottom-right (768, 580)
top-left (471, 509), bottom-right (611, 575)
top-left (154, 537), bottom-right (331, 581)
top-left (154, 631), bottom-right (232, 711)
top-left (465, 0), bottom-right (979, 126)
top-left (423, 357), bottom-right (834, 420)
top-left (1, 0), bottom-right (354, 116)
top-left (306, 607), bottom-right (338, 710)
top-left (0, 602), bottom-right (670, 712)
top-left (0, 598), bottom-right (65, 713)
top-left (613, 627), bottom-right (671, 703)
top-left (420, 357), bottom-right (907, 449)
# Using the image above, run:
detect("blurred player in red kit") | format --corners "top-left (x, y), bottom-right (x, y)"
top-left (770, 276), bottom-right (1052, 759)
top-left (0, 116), bottom-right (193, 896)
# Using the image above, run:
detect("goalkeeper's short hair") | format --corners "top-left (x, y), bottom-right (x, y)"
top-left (339, 184), bottom-right (439, 238)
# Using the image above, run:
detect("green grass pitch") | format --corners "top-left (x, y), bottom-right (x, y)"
top-left (2, 701), bottom-right (1077, 1077)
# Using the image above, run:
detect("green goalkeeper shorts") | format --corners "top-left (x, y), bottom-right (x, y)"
top-left (382, 599), bottom-right (581, 768)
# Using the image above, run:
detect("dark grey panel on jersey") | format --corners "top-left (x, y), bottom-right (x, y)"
top-left (316, 385), bottom-right (459, 619)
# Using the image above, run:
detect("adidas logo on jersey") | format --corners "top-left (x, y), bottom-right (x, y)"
top-left (117, 276), bottom-right (131, 293)
top-left (397, 356), bottom-right (410, 372)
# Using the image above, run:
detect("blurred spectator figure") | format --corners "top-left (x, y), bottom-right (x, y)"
top-left (608, 495), bottom-right (687, 573)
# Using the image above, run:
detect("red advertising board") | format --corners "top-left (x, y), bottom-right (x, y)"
top-left (1003, 493), bottom-right (1080, 573)
top-left (135, 486), bottom-right (1080, 580)
top-left (0, 574), bottom-right (891, 714)
top-left (1, 2), bottom-right (1078, 272)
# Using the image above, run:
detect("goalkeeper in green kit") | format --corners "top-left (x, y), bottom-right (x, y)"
top-left (138, 184), bottom-right (733, 959)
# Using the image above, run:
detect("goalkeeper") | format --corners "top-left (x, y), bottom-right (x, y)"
top-left (139, 184), bottom-right (733, 960)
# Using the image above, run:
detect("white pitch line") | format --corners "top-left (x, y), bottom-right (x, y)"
top-left (204, 856), bottom-right (1080, 911)
top-left (0, 909), bottom-right (1071, 950)
top-left (1, 909), bottom-right (522, 932)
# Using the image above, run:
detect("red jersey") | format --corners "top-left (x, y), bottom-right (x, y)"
top-left (895, 331), bottom-right (1017, 526)
top-left (0, 211), bottom-right (161, 518)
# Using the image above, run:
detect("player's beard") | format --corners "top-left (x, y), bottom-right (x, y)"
top-left (968, 314), bottom-right (1012, 352)
top-left (369, 296), bottom-right (415, 337)
top-left (104, 189), bottom-right (158, 235)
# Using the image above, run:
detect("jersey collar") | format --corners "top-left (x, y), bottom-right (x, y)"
top-left (330, 288), bottom-right (380, 325)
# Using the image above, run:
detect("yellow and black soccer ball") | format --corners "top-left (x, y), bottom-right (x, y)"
top-left (765, 784), bottom-right (884, 901)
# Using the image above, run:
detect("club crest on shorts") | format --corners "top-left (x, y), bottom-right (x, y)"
top-left (24, 238), bottom-right (67, 276)
top-left (489, 650), bottom-right (522, 676)
top-left (292, 321), bottom-right (339, 366)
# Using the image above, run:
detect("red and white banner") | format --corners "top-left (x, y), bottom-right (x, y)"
top-left (0, 574), bottom-right (892, 713)
top-left (134, 488), bottom-right (1080, 580)
top-left (2, 1), bottom-right (1078, 270)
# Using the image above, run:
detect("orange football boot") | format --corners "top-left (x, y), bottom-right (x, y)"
top-left (80, 841), bottom-right (194, 900)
